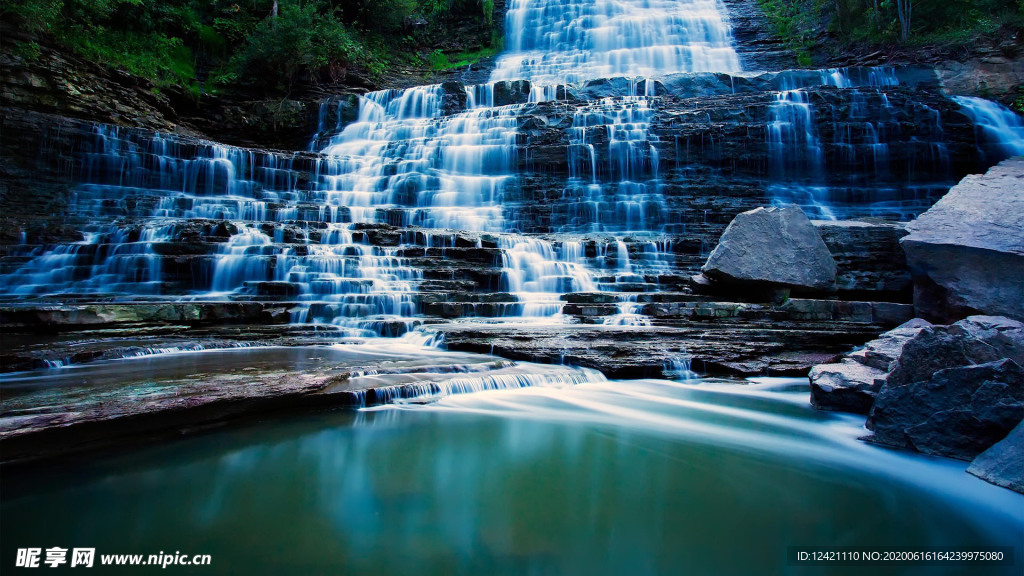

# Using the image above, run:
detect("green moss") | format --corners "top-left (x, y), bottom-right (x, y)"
top-left (429, 39), bottom-right (503, 71)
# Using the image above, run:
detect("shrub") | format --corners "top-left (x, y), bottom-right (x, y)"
top-left (233, 1), bottom-right (362, 90)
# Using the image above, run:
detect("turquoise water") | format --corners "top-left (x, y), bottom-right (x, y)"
top-left (3, 376), bottom-right (1022, 575)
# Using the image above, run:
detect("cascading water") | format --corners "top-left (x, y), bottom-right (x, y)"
top-left (954, 96), bottom-right (1024, 159)
top-left (5, 0), bottom-right (1024, 344)
top-left (297, 0), bottom-right (745, 324)
top-left (492, 0), bottom-right (741, 85)
top-left (764, 67), bottom-right (955, 219)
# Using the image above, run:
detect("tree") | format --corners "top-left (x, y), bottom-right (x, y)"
top-left (896, 0), bottom-right (913, 41)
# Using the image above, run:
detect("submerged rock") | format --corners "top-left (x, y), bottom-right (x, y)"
top-left (900, 157), bottom-right (1024, 322)
top-left (967, 418), bottom-right (1024, 494)
top-left (700, 205), bottom-right (837, 292)
top-left (809, 318), bottom-right (931, 413)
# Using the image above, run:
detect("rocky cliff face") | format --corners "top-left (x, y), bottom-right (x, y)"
top-left (1, 0), bottom-right (1020, 386)
top-left (0, 69), bottom-right (988, 283)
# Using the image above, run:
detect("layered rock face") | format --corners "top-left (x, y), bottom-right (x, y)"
top-left (901, 157), bottom-right (1024, 323)
top-left (0, 68), bottom-right (996, 291)
top-left (814, 220), bottom-right (911, 300)
top-left (0, 64), bottom-right (1018, 378)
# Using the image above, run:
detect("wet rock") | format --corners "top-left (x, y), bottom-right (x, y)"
top-left (866, 359), bottom-right (1024, 460)
top-left (0, 341), bottom-right (538, 464)
top-left (813, 220), bottom-right (911, 300)
top-left (900, 158), bottom-right (1024, 322)
top-left (492, 80), bottom-right (531, 106)
top-left (882, 316), bottom-right (1024, 390)
top-left (937, 56), bottom-right (1024, 105)
top-left (579, 77), bottom-right (640, 98)
top-left (809, 318), bottom-right (931, 413)
top-left (809, 360), bottom-right (887, 413)
top-left (967, 418), bottom-right (1024, 494)
top-left (849, 318), bottom-right (933, 371)
top-left (718, 0), bottom-right (798, 71)
top-left (440, 81), bottom-right (469, 115)
top-left (700, 205), bottom-right (837, 292)
top-left (425, 320), bottom-right (878, 378)
top-left (861, 316), bottom-right (1024, 457)
top-left (0, 303), bottom-right (298, 332)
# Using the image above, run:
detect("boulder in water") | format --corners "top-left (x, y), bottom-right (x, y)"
top-left (881, 316), bottom-right (1024, 390)
top-left (967, 418), bottom-right (1024, 494)
top-left (809, 318), bottom-right (931, 413)
top-left (866, 359), bottom-right (1024, 460)
top-left (900, 157), bottom-right (1024, 322)
top-left (864, 316), bottom-right (1024, 459)
top-left (700, 205), bottom-right (837, 292)
top-left (809, 360), bottom-right (887, 414)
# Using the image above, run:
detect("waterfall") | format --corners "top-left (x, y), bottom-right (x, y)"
top-left (953, 96), bottom-right (1024, 159)
top-left (493, 0), bottom-right (741, 85)
top-left (764, 67), bottom-right (960, 220)
top-left (6, 1), bottom-right (1024, 344)
top-left (296, 0), bottom-right (745, 323)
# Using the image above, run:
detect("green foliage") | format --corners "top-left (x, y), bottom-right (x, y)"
top-left (1013, 88), bottom-right (1024, 114)
top-left (233, 0), bottom-right (364, 90)
top-left (64, 27), bottom-right (197, 86)
top-left (2, 0), bottom-right (62, 32)
top-left (12, 40), bottom-right (43, 61)
top-left (758, 0), bottom-right (1023, 61)
top-left (2, 0), bottom-right (501, 95)
top-left (756, 0), bottom-right (819, 65)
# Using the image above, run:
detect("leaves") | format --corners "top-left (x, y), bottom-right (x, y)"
top-left (3, 0), bottom-right (499, 93)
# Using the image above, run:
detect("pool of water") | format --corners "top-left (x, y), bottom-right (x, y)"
top-left (3, 376), bottom-right (1022, 575)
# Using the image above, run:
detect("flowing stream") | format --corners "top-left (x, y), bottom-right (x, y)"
top-left (3, 375), bottom-right (1022, 574)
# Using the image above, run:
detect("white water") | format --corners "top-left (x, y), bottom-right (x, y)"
top-left (296, 0), bottom-right (746, 324)
top-left (954, 96), bottom-right (1024, 158)
top-left (492, 0), bottom-right (741, 85)
top-left (5, 2), bottom-right (1024, 339)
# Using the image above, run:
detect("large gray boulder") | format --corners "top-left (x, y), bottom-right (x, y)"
top-left (866, 359), bottom-right (1024, 460)
top-left (968, 418), bottom-right (1024, 494)
top-left (864, 316), bottom-right (1024, 459)
top-left (701, 205), bottom-right (837, 291)
top-left (900, 157), bottom-right (1024, 322)
top-left (882, 316), bottom-right (1024, 390)
top-left (809, 318), bottom-right (931, 414)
